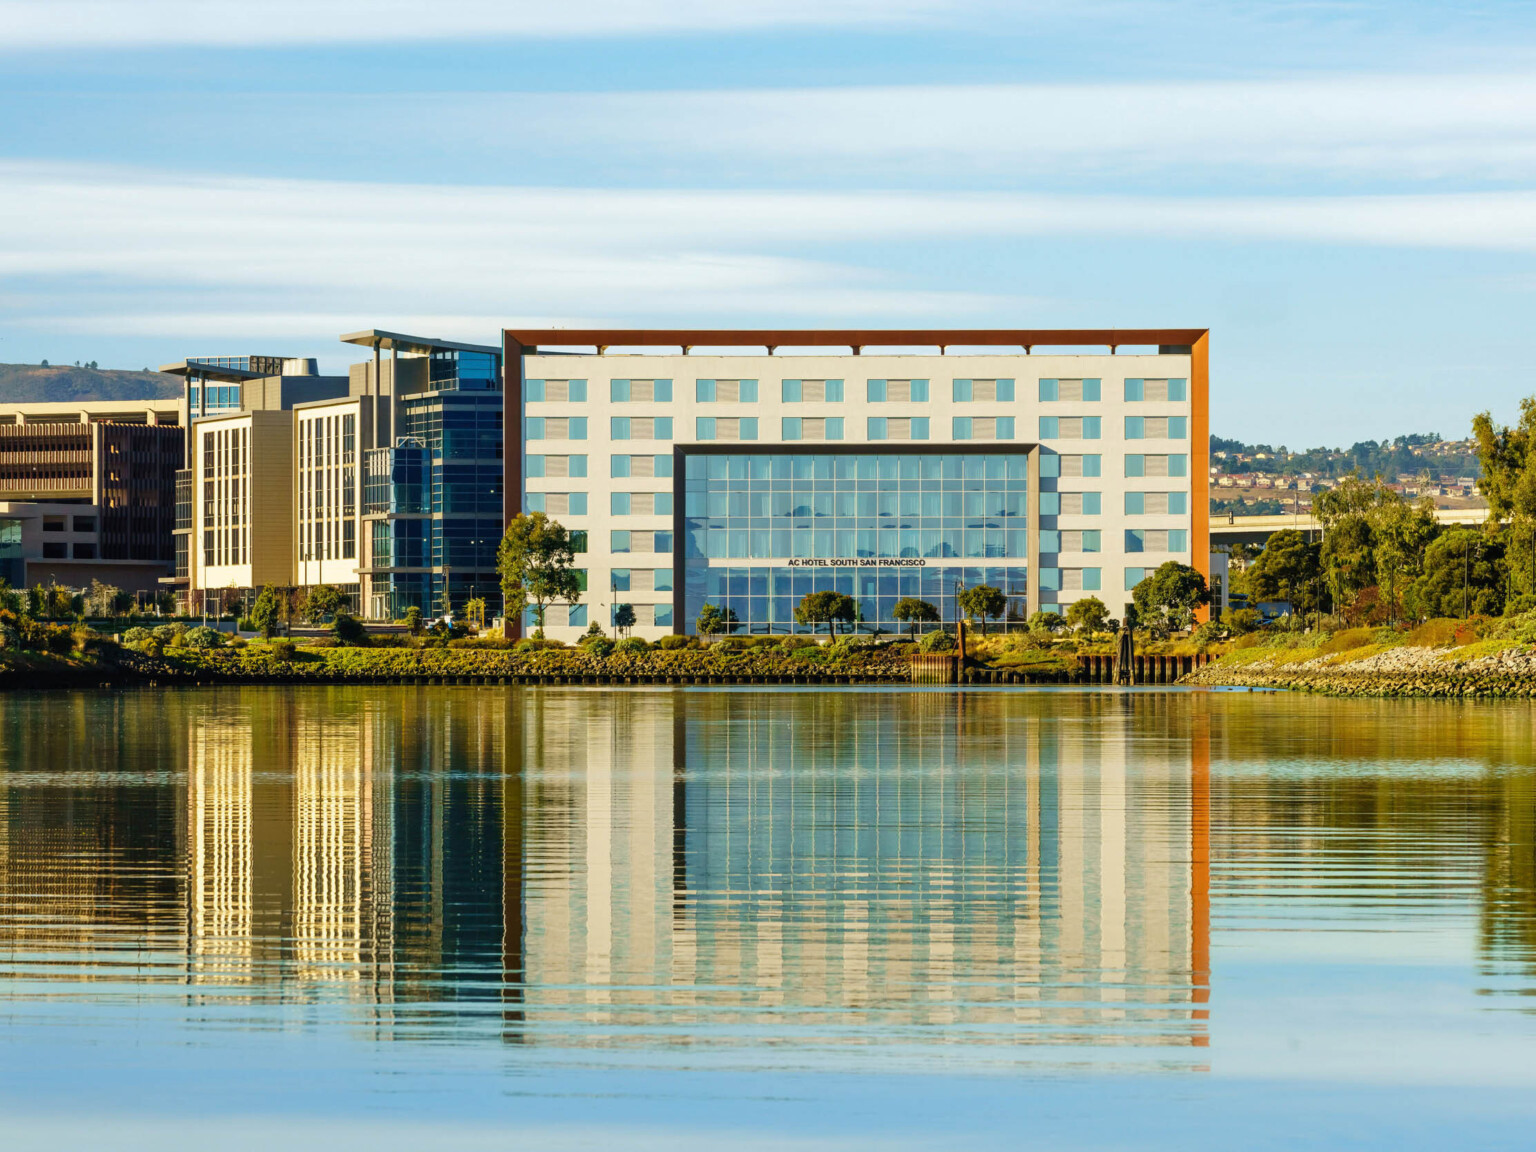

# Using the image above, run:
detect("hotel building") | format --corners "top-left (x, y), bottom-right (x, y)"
top-left (506, 329), bottom-right (1208, 639)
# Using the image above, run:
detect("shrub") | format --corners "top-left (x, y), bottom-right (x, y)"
top-left (1505, 593), bottom-right (1536, 618)
top-left (1223, 608), bottom-right (1262, 635)
top-left (1191, 619), bottom-right (1226, 647)
top-left (615, 636), bottom-right (649, 654)
top-left (237, 616), bottom-right (256, 633)
top-left (369, 633), bottom-right (410, 648)
top-left (141, 636), bottom-right (164, 658)
top-left (0, 624), bottom-right (17, 651)
top-left (657, 634), bottom-right (694, 650)
top-left (333, 613), bottom-right (369, 646)
top-left (153, 623), bottom-right (187, 646)
top-left (585, 636), bottom-right (615, 657)
top-left (307, 637), bottom-right (339, 649)
top-left (269, 639), bottom-right (296, 661)
top-left (919, 630), bottom-right (957, 653)
top-left (45, 626), bottom-right (74, 655)
top-left (1318, 626), bottom-right (1378, 655)
top-left (780, 634), bottom-right (818, 650)
top-left (183, 626), bottom-right (226, 649)
top-left (227, 637), bottom-right (247, 650)
top-left (123, 626), bottom-right (152, 646)
top-left (514, 637), bottom-right (566, 651)
top-left (448, 637), bottom-right (516, 650)
top-left (1233, 632), bottom-right (1264, 650)
top-left (1405, 618), bottom-right (1462, 648)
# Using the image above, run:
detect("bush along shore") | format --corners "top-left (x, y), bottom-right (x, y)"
top-left (1184, 615), bottom-right (1536, 697)
top-left (0, 618), bottom-right (1222, 689)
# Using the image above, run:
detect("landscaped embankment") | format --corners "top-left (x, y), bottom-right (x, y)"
top-left (1185, 626), bottom-right (1536, 697)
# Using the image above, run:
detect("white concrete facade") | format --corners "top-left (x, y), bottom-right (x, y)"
top-left (520, 349), bottom-right (1198, 641)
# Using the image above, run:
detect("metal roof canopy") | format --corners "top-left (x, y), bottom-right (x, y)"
top-left (341, 329), bottom-right (501, 356)
top-left (157, 360), bottom-right (268, 382)
top-left (504, 328), bottom-right (1207, 353)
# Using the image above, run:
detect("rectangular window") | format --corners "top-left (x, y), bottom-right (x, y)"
top-left (781, 379), bottom-right (844, 402)
top-left (526, 492), bottom-right (546, 512)
top-left (1041, 416), bottom-right (1101, 439)
top-left (865, 416), bottom-right (930, 441)
top-left (1124, 378), bottom-right (1188, 402)
top-left (526, 417), bottom-right (545, 439)
top-left (1039, 567), bottom-right (1061, 591)
top-left (527, 455), bottom-right (546, 477)
top-left (527, 379), bottom-right (586, 402)
top-left (653, 568), bottom-right (674, 592)
top-left (611, 530), bottom-right (631, 553)
top-left (1126, 454), bottom-right (1188, 478)
top-left (1125, 491), bottom-right (1187, 515)
top-left (1062, 568), bottom-right (1101, 591)
top-left (73, 542), bottom-right (96, 559)
top-left (611, 492), bottom-right (632, 515)
top-left (611, 454), bottom-right (631, 477)
top-left (653, 531), bottom-right (674, 553)
top-left (698, 417), bottom-right (754, 441)
top-left (1059, 530), bottom-right (1101, 552)
top-left (1060, 454), bottom-right (1102, 477)
top-left (73, 515), bottom-right (96, 533)
top-left (953, 416), bottom-right (971, 440)
top-left (571, 530), bottom-right (588, 553)
top-left (568, 604), bottom-right (588, 627)
top-left (782, 417), bottom-right (842, 441)
top-left (1039, 378), bottom-right (1101, 402)
top-left (696, 379), bottom-right (757, 402)
top-left (570, 417), bottom-right (587, 440)
top-left (612, 569), bottom-right (631, 591)
top-left (1040, 492), bottom-right (1060, 515)
top-left (952, 379), bottom-right (1015, 402)
top-left (568, 455), bottom-right (587, 477)
top-left (654, 604), bottom-right (674, 627)
top-left (951, 416), bottom-right (1016, 440)
top-left (654, 417), bottom-right (673, 440)
top-left (1170, 529), bottom-right (1188, 551)
top-left (867, 379), bottom-right (928, 402)
top-left (611, 379), bottom-right (672, 402)
top-left (1040, 529), bottom-right (1060, 552)
top-left (1126, 567), bottom-right (1149, 590)
top-left (1125, 415), bottom-right (1187, 439)
top-left (1060, 492), bottom-right (1102, 515)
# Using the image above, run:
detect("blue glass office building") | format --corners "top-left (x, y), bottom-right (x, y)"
top-left (362, 344), bottom-right (504, 618)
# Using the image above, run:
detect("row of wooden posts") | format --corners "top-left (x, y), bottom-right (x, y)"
top-left (909, 651), bottom-right (1216, 685)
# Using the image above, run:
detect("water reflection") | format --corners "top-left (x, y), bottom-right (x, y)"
top-left (0, 689), bottom-right (1212, 1063)
top-left (2, 688), bottom-right (1534, 1070)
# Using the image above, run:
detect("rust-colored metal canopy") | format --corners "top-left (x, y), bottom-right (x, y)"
top-left (504, 328), bottom-right (1206, 353)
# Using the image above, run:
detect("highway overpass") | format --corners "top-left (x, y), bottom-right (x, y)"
top-left (1211, 507), bottom-right (1488, 549)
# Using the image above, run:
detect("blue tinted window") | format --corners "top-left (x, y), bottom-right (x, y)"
top-left (1124, 379), bottom-right (1144, 401)
top-left (654, 568), bottom-right (674, 592)
top-left (655, 604), bottom-right (674, 627)
top-left (783, 417), bottom-right (802, 441)
top-left (1170, 454), bottom-right (1188, 476)
top-left (1125, 530), bottom-right (1145, 552)
top-left (1083, 379), bottom-right (1101, 402)
top-left (697, 417), bottom-right (717, 440)
top-left (867, 380), bottom-right (887, 402)
top-left (611, 530), bottom-right (631, 552)
top-left (1039, 416), bottom-right (1059, 438)
top-left (998, 417), bottom-right (1015, 438)
top-left (570, 493), bottom-right (587, 515)
top-left (1126, 455), bottom-right (1145, 477)
top-left (656, 493), bottom-right (673, 515)
top-left (997, 379), bottom-right (1015, 402)
top-left (1038, 379), bottom-right (1058, 401)
top-left (741, 380), bottom-right (757, 402)
top-left (611, 455), bottom-right (631, 477)
top-left (827, 380), bottom-right (845, 401)
top-left (1125, 491), bottom-right (1145, 514)
top-left (1040, 492), bottom-right (1060, 515)
top-left (740, 418), bottom-right (757, 440)
top-left (654, 531), bottom-right (674, 552)
top-left (911, 380), bottom-right (928, 402)
top-left (1169, 492), bottom-right (1186, 514)
top-left (612, 569), bottom-right (631, 591)
top-left (612, 417), bottom-right (631, 440)
top-left (1081, 568), bottom-right (1101, 590)
top-left (1126, 416), bottom-right (1145, 439)
top-left (1126, 567), bottom-right (1147, 590)
top-left (1169, 416), bottom-right (1188, 438)
top-left (867, 417), bottom-right (887, 440)
top-left (953, 380), bottom-right (973, 402)
top-left (569, 417), bottom-right (586, 440)
top-left (782, 380), bottom-right (803, 402)
top-left (526, 417), bottom-right (544, 439)
top-left (1169, 379), bottom-right (1187, 401)
top-left (696, 380), bottom-right (716, 402)
top-left (1083, 492), bottom-right (1101, 514)
top-left (655, 455), bottom-right (673, 477)
top-left (655, 418), bottom-right (673, 439)
top-left (953, 417), bottom-right (972, 439)
top-left (527, 455), bottom-right (545, 477)
top-left (527, 380), bottom-right (545, 402)
top-left (612, 492), bottom-right (632, 515)
top-left (655, 380), bottom-right (672, 401)
top-left (569, 455), bottom-right (587, 477)
top-left (913, 418), bottom-right (930, 439)
top-left (1170, 529), bottom-right (1188, 551)
top-left (611, 380), bottom-right (631, 402)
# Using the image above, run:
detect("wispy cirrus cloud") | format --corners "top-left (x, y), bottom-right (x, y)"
top-left (3, 160), bottom-right (1536, 348)
top-left (0, 0), bottom-right (1002, 49)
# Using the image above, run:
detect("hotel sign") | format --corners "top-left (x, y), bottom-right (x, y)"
top-left (786, 558), bottom-right (927, 567)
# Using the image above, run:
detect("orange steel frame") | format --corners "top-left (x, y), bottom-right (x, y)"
top-left (501, 328), bottom-right (1211, 625)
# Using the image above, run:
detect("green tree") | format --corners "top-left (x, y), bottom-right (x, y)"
top-left (1315, 474), bottom-right (1438, 622)
top-left (1406, 528), bottom-right (1505, 620)
top-left (957, 584), bottom-right (1008, 636)
top-left (302, 584), bottom-right (345, 624)
top-left (891, 596), bottom-right (939, 641)
top-left (497, 512), bottom-right (580, 638)
top-left (403, 605), bottom-right (424, 636)
top-left (1133, 561), bottom-right (1210, 635)
top-left (696, 603), bottom-right (739, 636)
top-left (464, 597), bottom-right (486, 631)
top-left (249, 584), bottom-right (284, 639)
top-left (1240, 529), bottom-right (1325, 617)
top-left (795, 590), bottom-right (856, 636)
top-left (1028, 610), bottom-right (1064, 636)
top-left (613, 602), bottom-right (637, 637)
top-left (1064, 595), bottom-right (1110, 636)
top-left (83, 579), bottom-right (122, 619)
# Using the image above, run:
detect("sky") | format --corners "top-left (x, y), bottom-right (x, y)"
top-left (3, 1), bottom-right (1536, 445)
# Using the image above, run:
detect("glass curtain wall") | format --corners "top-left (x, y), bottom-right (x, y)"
top-left (682, 451), bottom-right (1030, 633)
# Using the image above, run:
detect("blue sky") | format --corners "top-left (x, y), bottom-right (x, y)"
top-left (3, 0), bottom-right (1536, 445)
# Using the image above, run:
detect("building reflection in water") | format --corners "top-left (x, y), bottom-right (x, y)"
top-left (0, 688), bottom-right (1216, 1061)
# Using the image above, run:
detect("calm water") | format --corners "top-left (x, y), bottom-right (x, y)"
top-left (1, 686), bottom-right (1534, 1149)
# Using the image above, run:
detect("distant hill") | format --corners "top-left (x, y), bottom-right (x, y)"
top-left (0, 362), bottom-right (181, 403)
